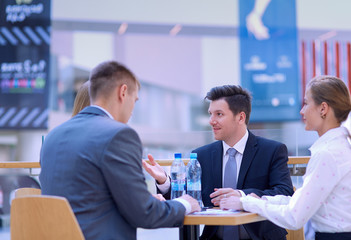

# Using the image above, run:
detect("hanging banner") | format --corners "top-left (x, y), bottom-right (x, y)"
top-left (239, 0), bottom-right (300, 122)
top-left (0, 0), bottom-right (51, 129)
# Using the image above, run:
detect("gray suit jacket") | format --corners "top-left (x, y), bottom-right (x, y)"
top-left (40, 106), bottom-right (186, 240)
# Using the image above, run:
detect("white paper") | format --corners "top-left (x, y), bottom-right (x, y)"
top-left (192, 209), bottom-right (239, 215)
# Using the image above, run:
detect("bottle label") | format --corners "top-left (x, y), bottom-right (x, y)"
top-left (186, 181), bottom-right (201, 191)
top-left (172, 182), bottom-right (185, 191)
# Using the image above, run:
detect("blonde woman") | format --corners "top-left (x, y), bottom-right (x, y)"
top-left (72, 80), bottom-right (90, 117)
top-left (221, 76), bottom-right (351, 240)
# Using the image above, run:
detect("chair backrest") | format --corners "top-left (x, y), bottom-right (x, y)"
top-left (11, 195), bottom-right (85, 240)
top-left (286, 228), bottom-right (305, 240)
top-left (14, 187), bottom-right (41, 198)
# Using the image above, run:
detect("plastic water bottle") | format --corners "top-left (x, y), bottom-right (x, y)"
top-left (186, 153), bottom-right (202, 207)
top-left (170, 153), bottom-right (186, 199)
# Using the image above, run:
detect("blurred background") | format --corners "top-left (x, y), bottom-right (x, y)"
top-left (5, 0), bottom-right (350, 163)
top-left (1, 0), bottom-right (351, 238)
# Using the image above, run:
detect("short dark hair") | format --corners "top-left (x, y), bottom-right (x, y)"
top-left (205, 85), bottom-right (252, 124)
top-left (89, 61), bottom-right (140, 101)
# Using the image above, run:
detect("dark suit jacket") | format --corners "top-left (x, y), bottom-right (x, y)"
top-left (40, 107), bottom-right (186, 240)
top-left (160, 131), bottom-right (294, 240)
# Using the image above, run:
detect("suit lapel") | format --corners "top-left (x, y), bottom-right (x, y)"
top-left (237, 131), bottom-right (258, 189)
top-left (211, 141), bottom-right (223, 188)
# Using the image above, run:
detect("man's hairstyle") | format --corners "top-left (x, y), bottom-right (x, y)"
top-left (89, 61), bottom-right (140, 101)
top-left (205, 85), bottom-right (252, 124)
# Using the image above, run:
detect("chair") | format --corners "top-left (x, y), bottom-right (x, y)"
top-left (11, 195), bottom-right (85, 240)
top-left (0, 174), bottom-right (41, 214)
top-left (286, 228), bottom-right (305, 240)
top-left (14, 187), bottom-right (41, 198)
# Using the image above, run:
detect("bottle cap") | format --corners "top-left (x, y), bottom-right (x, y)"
top-left (190, 153), bottom-right (197, 158)
top-left (174, 153), bottom-right (182, 158)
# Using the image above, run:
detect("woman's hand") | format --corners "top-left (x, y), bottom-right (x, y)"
top-left (220, 196), bottom-right (243, 210)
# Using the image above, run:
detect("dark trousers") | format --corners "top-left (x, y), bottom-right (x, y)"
top-left (315, 232), bottom-right (351, 240)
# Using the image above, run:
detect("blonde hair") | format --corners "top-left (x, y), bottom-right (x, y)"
top-left (307, 75), bottom-right (351, 123)
top-left (72, 81), bottom-right (90, 117)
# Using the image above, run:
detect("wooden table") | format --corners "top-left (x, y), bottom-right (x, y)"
top-left (180, 211), bottom-right (266, 240)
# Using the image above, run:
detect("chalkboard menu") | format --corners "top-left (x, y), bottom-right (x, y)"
top-left (0, 0), bottom-right (51, 129)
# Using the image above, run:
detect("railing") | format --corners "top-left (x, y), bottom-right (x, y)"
top-left (150, 156), bottom-right (310, 167)
top-left (0, 156), bottom-right (310, 175)
top-left (0, 161), bottom-right (41, 176)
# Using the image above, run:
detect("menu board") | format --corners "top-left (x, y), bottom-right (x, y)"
top-left (0, 0), bottom-right (51, 129)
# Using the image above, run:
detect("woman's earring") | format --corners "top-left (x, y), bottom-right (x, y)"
top-left (321, 113), bottom-right (326, 119)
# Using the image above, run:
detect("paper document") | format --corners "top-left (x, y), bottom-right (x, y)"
top-left (192, 208), bottom-right (239, 215)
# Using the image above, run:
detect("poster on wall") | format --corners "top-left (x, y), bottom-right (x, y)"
top-left (0, 0), bottom-right (51, 129)
top-left (239, 0), bottom-right (300, 122)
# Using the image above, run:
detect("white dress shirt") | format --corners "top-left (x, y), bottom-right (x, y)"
top-left (222, 130), bottom-right (248, 196)
top-left (157, 130), bottom-right (249, 197)
top-left (241, 127), bottom-right (351, 232)
top-left (91, 105), bottom-right (114, 119)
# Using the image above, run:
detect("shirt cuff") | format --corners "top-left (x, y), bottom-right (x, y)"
top-left (156, 175), bottom-right (171, 194)
top-left (240, 195), bottom-right (266, 215)
top-left (238, 190), bottom-right (246, 197)
top-left (174, 198), bottom-right (191, 215)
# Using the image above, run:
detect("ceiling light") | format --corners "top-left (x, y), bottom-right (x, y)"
top-left (118, 23), bottom-right (128, 35)
top-left (169, 24), bottom-right (182, 36)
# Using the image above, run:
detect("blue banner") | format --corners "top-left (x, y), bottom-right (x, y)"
top-left (239, 0), bottom-right (300, 122)
top-left (0, 0), bottom-right (51, 129)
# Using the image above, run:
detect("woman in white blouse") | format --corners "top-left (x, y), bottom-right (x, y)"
top-left (220, 75), bottom-right (351, 240)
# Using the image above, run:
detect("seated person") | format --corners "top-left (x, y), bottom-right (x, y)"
top-left (221, 76), bottom-right (351, 240)
top-left (144, 85), bottom-right (294, 240)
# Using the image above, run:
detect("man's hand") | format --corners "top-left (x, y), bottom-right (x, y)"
top-left (220, 196), bottom-right (243, 211)
top-left (210, 188), bottom-right (241, 206)
top-left (152, 194), bottom-right (166, 201)
top-left (142, 154), bottom-right (167, 184)
top-left (179, 194), bottom-right (201, 213)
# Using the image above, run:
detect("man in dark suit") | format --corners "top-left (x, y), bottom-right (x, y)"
top-left (39, 61), bottom-right (200, 240)
top-left (143, 85), bottom-right (294, 240)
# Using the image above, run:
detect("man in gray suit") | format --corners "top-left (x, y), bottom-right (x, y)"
top-left (39, 60), bottom-right (200, 240)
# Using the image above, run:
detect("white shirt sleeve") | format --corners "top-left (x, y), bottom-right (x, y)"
top-left (156, 175), bottom-right (171, 194)
top-left (261, 195), bottom-right (291, 205)
top-left (174, 198), bottom-right (192, 215)
top-left (241, 151), bottom-right (340, 230)
top-left (238, 190), bottom-right (246, 197)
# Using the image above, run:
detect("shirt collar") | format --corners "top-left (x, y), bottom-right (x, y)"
top-left (309, 126), bottom-right (349, 154)
top-left (91, 105), bottom-right (114, 120)
top-left (222, 129), bottom-right (249, 156)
